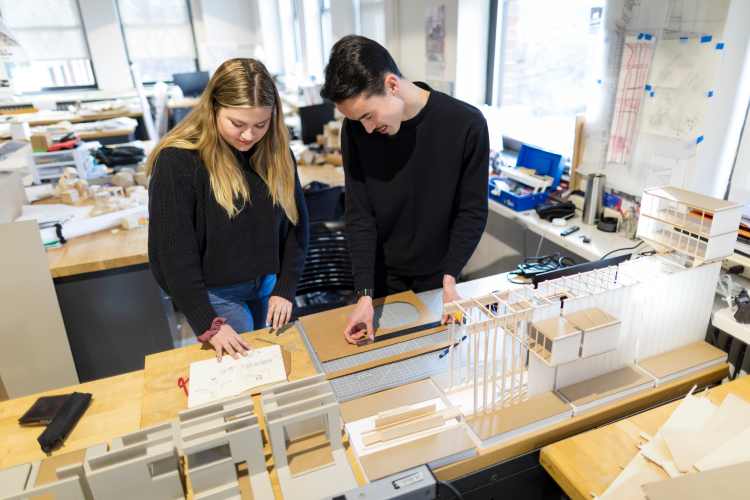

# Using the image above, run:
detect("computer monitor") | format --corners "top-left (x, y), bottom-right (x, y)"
top-left (299, 101), bottom-right (335, 145)
top-left (172, 71), bottom-right (210, 97)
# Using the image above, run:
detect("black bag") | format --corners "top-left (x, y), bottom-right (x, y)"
top-left (92, 145), bottom-right (145, 167)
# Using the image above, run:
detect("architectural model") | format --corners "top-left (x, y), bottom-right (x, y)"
top-left (261, 374), bottom-right (357, 499)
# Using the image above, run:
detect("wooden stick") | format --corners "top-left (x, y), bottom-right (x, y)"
top-left (374, 402), bottom-right (437, 429)
top-left (362, 407), bottom-right (461, 446)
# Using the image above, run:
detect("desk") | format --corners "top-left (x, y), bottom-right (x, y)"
top-left (489, 198), bottom-right (641, 262)
top-left (78, 127), bottom-right (136, 144)
top-left (166, 97), bottom-right (199, 109)
top-left (3, 109), bottom-right (143, 127)
top-left (0, 332), bottom-right (726, 499)
top-left (44, 222), bottom-right (173, 382)
top-left (539, 375), bottom-right (750, 500)
top-left (298, 163), bottom-right (345, 187)
top-left (46, 225), bottom-right (148, 278)
top-left (0, 371), bottom-right (144, 470)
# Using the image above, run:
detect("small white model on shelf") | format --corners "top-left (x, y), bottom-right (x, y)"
top-left (637, 185), bottom-right (743, 265)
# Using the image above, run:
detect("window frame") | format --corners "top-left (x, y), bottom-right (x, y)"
top-left (484, 0), bottom-right (601, 158)
top-left (1, 0), bottom-right (98, 92)
top-left (114, 0), bottom-right (200, 85)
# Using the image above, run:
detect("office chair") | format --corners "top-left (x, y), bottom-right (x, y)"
top-left (299, 101), bottom-right (335, 145)
top-left (172, 71), bottom-right (210, 97)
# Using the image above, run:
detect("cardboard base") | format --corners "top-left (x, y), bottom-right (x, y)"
top-left (638, 341), bottom-right (727, 384)
top-left (466, 392), bottom-right (573, 447)
top-left (556, 366), bottom-right (655, 414)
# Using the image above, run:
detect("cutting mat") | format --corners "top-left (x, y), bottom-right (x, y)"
top-left (299, 290), bottom-right (441, 363)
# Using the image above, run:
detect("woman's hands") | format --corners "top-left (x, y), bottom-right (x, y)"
top-left (208, 323), bottom-right (250, 361)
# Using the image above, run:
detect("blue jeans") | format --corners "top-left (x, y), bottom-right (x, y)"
top-left (207, 275), bottom-right (277, 333)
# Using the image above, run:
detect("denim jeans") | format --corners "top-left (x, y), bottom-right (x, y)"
top-left (207, 274), bottom-right (277, 333)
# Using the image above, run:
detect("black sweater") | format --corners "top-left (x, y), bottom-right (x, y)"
top-left (342, 83), bottom-right (489, 290)
top-left (148, 146), bottom-right (309, 335)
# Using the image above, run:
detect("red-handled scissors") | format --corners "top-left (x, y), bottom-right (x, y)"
top-left (177, 376), bottom-right (189, 397)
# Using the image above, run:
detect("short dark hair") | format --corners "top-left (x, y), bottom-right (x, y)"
top-left (320, 35), bottom-right (403, 102)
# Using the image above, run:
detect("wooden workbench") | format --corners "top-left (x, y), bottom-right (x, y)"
top-left (13, 109), bottom-right (143, 127)
top-left (140, 325), bottom-right (318, 427)
top-left (0, 371), bottom-right (144, 470)
top-left (0, 333), bottom-right (727, 489)
top-left (43, 164), bottom-right (342, 279)
top-left (540, 372), bottom-right (747, 500)
top-left (46, 225), bottom-right (148, 278)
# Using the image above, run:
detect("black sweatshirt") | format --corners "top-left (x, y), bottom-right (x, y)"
top-left (342, 82), bottom-right (490, 291)
top-left (148, 146), bottom-right (309, 335)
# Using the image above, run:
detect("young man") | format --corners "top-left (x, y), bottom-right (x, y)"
top-left (320, 35), bottom-right (489, 344)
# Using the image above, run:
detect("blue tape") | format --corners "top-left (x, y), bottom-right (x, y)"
top-left (700, 35), bottom-right (712, 43)
top-left (707, 90), bottom-right (714, 97)
top-left (696, 135), bottom-right (704, 144)
top-left (644, 84), bottom-right (652, 91)
top-left (716, 42), bottom-right (725, 50)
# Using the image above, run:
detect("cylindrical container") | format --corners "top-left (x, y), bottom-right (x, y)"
top-left (582, 173), bottom-right (606, 225)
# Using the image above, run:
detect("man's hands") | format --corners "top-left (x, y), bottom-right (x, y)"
top-left (343, 275), bottom-right (461, 344)
top-left (442, 274), bottom-right (461, 324)
top-left (208, 323), bottom-right (250, 361)
top-left (266, 296), bottom-right (293, 331)
top-left (343, 296), bottom-right (374, 344)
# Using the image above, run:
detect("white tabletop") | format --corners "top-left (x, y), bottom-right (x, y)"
top-left (488, 199), bottom-right (644, 262)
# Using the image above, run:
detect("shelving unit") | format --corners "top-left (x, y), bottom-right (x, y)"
top-left (30, 143), bottom-right (92, 184)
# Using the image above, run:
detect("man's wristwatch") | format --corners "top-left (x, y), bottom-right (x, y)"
top-left (354, 288), bottom-right (374, 302)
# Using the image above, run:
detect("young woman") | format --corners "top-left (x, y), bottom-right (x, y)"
top-left (147, 58), bottom-right (309, 360)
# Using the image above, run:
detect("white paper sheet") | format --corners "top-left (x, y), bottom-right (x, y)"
top-left (187, 345), bottom-right (287, 408)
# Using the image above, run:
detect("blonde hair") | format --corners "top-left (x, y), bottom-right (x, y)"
top-left (147, 58), bottom-right (298, 223)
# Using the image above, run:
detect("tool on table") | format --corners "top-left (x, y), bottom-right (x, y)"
top-left (37, 392), bottom-right (92, 453)
top-left (177, 376), bottom-right (189, 396)
top-left (19, 394), bottom-right (71, 426)
top-left (560, 225), bottom-right (580, 237)
top-left (439, 335), bottom-right (468, 358)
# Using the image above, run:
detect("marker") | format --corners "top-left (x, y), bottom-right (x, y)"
top-left (439, 336), bottom-right (468, 358)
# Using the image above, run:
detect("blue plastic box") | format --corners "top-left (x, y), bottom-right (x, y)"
top-left (489, 145), bottom-right (564, 212)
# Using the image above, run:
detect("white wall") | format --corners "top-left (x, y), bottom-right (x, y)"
top-left (389, 0), bottom-right (458, 92)
top-left (691, 0), bottom-right (750, 198)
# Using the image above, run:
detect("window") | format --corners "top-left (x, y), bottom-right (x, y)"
top-left (0, 0), bottom-right (95, 91)
top-left (729, 104), bottom-right (750, 217)
top-left (278, 0), bottom-right (304, 79)
top-left (490, 0), bottom-right (603, 157)
top-left (320, 0), bottom-right (332, 63)
top-left (301, 0), bottom-right (324, 80)
top-left (116, 0), bottom-right (198, 83)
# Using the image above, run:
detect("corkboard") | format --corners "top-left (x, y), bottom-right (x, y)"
top-left (300, 291), bottom-right (441, 363)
